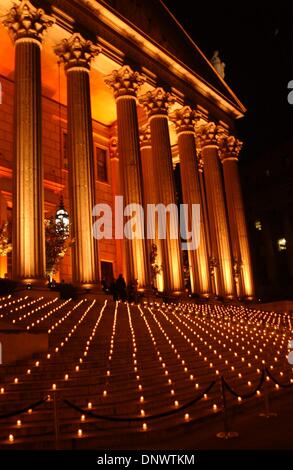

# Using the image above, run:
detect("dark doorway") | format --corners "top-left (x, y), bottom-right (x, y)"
top-left (101, 261), bottom-right (114, 284)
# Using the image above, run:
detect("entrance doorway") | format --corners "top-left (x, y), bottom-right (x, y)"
top-left (101, 261), bottom-right (114, 285)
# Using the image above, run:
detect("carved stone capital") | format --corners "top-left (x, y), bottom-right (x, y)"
top-left (196, 122), bottom-right (224, 148)
top-left (139, 87), bottom-right (174, 118)
top-left (55, 33), bottom-right (100, 72)
top-left (169, 106), bottom-right (198, 133)
top-left (3, 0), bottom-right (55, 43)
top-left (219, 135), bottom-right (243, 161)
top-left (139, 125), bottom-right (151, 148)
top-left (105, 65), bottom-right (145, 99)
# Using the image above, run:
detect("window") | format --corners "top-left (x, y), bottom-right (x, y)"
top-left (277, 238), bottom-right (287, 251)
top-left (255, 220), bottom-right (262, 231)
top-left (63, 132), bottom-right (68, 169)
top-left (96, 147), bottom-right (108, 182)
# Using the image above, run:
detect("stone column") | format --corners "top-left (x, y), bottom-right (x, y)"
top-left (55, 33), bottom-right (99, 285)
top-left (139, 125), bottom-right (162, 290)
top-left (3, 0), bottom-right (54, 281)
top-left (109, 137), bottom-right (123, 277)
top-left (140, 88), bottom-right (183, 292)
top-left (220, 135), bottom-right (255, 299)
top-left (170, 107), bottom-right (210, 296)
top-left (198, 122), bottom-right (235, 298)
top-left (105, 66), bottom-right (147, 286)
top-left (139, 125), bottom-right (157, 210)
top-left (197, 156), bottom-right (212, 254)
top-left (197, 155), bottom-right (219, 295)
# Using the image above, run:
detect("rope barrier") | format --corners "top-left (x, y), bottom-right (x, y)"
top-left (265, 367), bottom-right (293, 388)
top-left (0, 397), bottom-right (47, 420)
top-left (222, 368), bottom-right (266, 399)
top-left (1, 368), bottom-right (292, 429)
top-left (63, 380), bottom-right (216, 422)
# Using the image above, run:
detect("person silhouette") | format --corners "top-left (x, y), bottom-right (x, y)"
top-left (115, 274), bottom-right (127, 301)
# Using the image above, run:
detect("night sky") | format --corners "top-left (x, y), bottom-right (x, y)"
top-left (163, 1), bottom-right (293, 161)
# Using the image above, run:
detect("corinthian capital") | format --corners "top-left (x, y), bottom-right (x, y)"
top-left (55, 33), bottom-right (100, 72)
top-left (105, 65), bottom-right (145, 99)
top-left (219, 135), bottom-right (243, 161)
top-left (139, 87), bottom-right (174, 118)
top-left (139, 125), bottom-right (151, 148)
top-left (3, 0), bottom-right (55, 43)
top-left (169, 106), bottom-right (198, 133)
top-left (196, 121), bottom-right (224, 148)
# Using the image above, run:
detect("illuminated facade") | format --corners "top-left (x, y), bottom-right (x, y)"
top-left (0, 0), bottom-right (254, 298)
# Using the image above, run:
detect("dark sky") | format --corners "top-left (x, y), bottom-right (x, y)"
top-left (163, 1), bottom-right (293, 160)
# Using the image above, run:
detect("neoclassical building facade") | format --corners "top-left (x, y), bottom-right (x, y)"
top-left (0, 0), bottom-right (254, 299)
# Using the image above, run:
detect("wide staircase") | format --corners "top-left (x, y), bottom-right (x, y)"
top-left (0, 294), bottom-right (292, 449)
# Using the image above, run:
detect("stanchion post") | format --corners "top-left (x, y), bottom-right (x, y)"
top-left (53, 390), bottom-right (60, 449)
top-left (259, 368), bottom-right (277, 418)
top-left (216, 376), bottom-right (239, 439)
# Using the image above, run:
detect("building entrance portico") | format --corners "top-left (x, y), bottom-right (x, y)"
top-left (0, 0), bottom-right (254, 299)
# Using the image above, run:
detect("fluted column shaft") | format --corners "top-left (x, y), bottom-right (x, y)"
top-left (202, 144), bottom-right (235, 297)
top-left (150, 116), bottom-right (183, 291)
top-left (105, 66), bottom-right (148, 286)
top-left (177, 130), bottom-right (211, 295)
top-left (67, 69), bottom-right (97, 284)
top-left (222, 156), bottom-right (254, 298)
top-left (199, 122), bottom-right (235, 298)
top-left (116, 96), bottom-right (147, 285)
top-left (4, 1), bottom-right (54, 281)
top-left (109, 138), bottom-right (124, 276)
top-left (140, 88), bottom-right (184, 292)
top-left (12, 39), bottom-right (44, 279)
top-left (140, 126), bottom-right (161, 289)
top-left (140, 87), bottom-right (184, 292)
top-left (140, 129), bottom-right (156, 209)
top-left (198, 162), bottom-right (212, 258)
top-left (55, 33), bottom-right (100, 285)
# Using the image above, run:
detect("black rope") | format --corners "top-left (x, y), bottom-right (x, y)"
top-left (222, 368), bottom-right (266, 399)
top-left (0, 398), bottom-right (47, 420)
top-left (265, 367), bottom-right (293, 388)
top-left (63, 380), bottom-right (216, 422)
